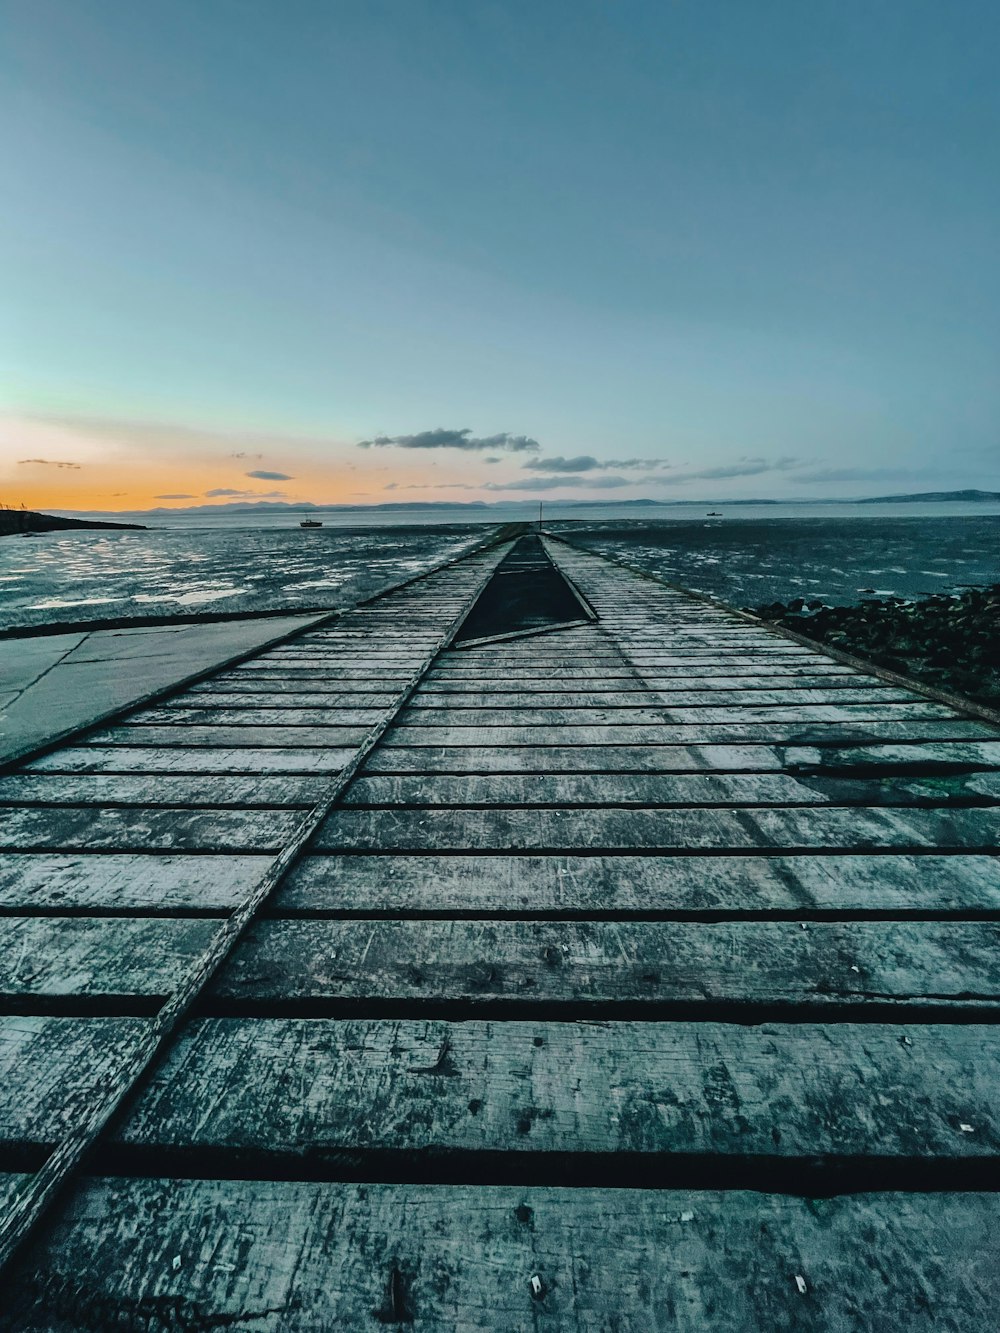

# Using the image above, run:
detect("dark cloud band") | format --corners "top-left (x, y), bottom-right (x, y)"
top-left (358, 428), bottom-right (539, 453)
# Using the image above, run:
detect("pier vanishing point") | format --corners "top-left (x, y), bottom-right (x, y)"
top-left (1, 529), bottom-right (999, 1329)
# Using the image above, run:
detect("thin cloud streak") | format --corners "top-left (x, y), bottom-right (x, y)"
top-left (483, 475), bottom-right (632, 492)
top-left (523, 455), bottom-right (668, 473)
top-left (661, 456), bottom-right (798, 483)
top-left (358, 428), bottom-right (540, 453)
top-left (17, 458), bottom-right (81, 469)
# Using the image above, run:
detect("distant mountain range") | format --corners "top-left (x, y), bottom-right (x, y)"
top-left (856, 489), bottom-right (1000, 504)
top-left (46, 488), bottom-right (1000, 519)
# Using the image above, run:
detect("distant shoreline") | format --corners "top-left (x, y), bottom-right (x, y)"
top-left (29, 488), bottom-right (1000, 520)
top-left (0, 509), bottom-right (146, 537)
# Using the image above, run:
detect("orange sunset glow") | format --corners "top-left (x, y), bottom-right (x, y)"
top-left (1, 414), bottom-right (485, 512)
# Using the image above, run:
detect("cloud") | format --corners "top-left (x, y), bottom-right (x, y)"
top-left (246, 469), bottom-right (293, 480)
top-left (358, 427), bottom-right (540, 453)
top-left (229, 451), bottom-right (264, 460)
top-left (524, 455), bottom-right (603, 473)
top-left (201, 488), bottom-right (288, 499)
top-left (154, 493), bottom-right (197, 499)
top-left (660, 456), bottom-right (798, 483)
top-left (484, 475), bottom-right (633, 492)
top-left (17, 458), bottom-right (81, 469)
top-left (788, 466), bottom-right (928, 484)
top-left (383, 482), bottom-right (398, 491)
top-left (410, 483), bottom-right (478, 490)
top-left (524, 455), bottom-right (670, 473)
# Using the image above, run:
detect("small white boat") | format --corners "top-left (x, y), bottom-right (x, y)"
top-left (299, 519), bottom-right (323, 528)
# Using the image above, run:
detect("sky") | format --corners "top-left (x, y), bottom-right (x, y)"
top-left (2, 0), bottom-right (998, 510)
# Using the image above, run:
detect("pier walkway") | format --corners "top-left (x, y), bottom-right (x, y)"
top-left (0, 531), bottom-right (999, 1328)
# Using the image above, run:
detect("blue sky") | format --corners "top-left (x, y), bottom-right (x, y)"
top-left (2, 0), bottom-right (998, 507)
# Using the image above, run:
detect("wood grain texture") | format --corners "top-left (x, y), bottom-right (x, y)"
top-left (397, 703), bottom-right (954, 726)
top-left (0, 806), bottom-right (301, 851)
top-left (365, 740), bottom-right (1000, 774)
top-left (315, 805), bottom-right (1000, 852)
top-left (427, 662), bottom-right (857, 679)
top-left (275, 852), bottom-right (1000, 916)
top-left (0, 774), bottom-right (333, 808)
top-left (385, 720), bottom-right (995, 746)
top-left (175, 689), bottom-right (400, 706)
top-left (343, 771), bottom-right (1000, 808)
top-left (86, 725), bottom-right (370, 748)
top-left (111, 1017), bottom-right (1000, 1161)
top-left (0, 854), bottom-right (272, 912)
top-left (0, 917), bottom-right (213, 995)
top-left (135, 706), bottom-right (389, 727)
top-left (408, 687), bottom-right (919, 707)
top-left (27, 746), bottom-right (355, 774)
top-left (4, 1180), bottom-right (998, 1332)
top-left (213, 917), bottom-right (1000, 1009)
top-left (0, 1016), bottom-right (148, 1143)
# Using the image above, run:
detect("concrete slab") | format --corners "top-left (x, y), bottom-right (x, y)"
top-left (0, 614), bottom-right (329, 767)
top-left (1, 634), bottom-right (88, 695)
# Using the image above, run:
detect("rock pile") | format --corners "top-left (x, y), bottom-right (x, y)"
top-left (748, 584), bottom-right (1000, 708)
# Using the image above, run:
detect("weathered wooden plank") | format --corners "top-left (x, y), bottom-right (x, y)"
top-left (398, 703), bottom-right (955, 726)
top-left (215, 918), bottom-right (1000, 1009)
top-left (108, 1017), bottom-right (1000, 1161)
top-left (407, 687), bottom-right (918, 708)
top-left (0, 807), bottom-right (300, 851)
top-left (175, 690), bottom-right (400, 707)
top-left (0, 1016), bottom-right (148, 1143)
top-left (255, 653), bottom-right (424, 666)
top-left (6, 1180), bottom-right (998, 1332)
top-left (427, 662), bottom-right (857, 679)
top-left (365, 741), bottom-right (1000, 774)
top-left (0, 774), bottom-right (333, 808)
top-left (134, 707), bottom-right (388, 727)
top-left (385, 720), bottom-right (996, 746)
top-left (315, 805), bottom-right (1000, 851)
top-left (86, 726), bottom-right (369, 748)
top-left (420, 673), bottom-right (868, 694)
top-left (233, 661), bottom-right (415, 676)
top-left (26, 746), bottom-right (355, 774)
top-left (0, 854), bottom-right (271, 912)
top-left (343, 771), bottom-right (1000, 808)
top-left (0, 918), bottom-right (213, 995)
top-left (10, 917), bottom-right (1000, 1007)
top-left (275, 852), bottom-right (1000, 915)
top-left (449, 648), bottom-right (820, 663)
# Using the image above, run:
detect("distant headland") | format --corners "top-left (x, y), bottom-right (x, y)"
top-left (35, 485), bottom-right (1000, 514)
top-left (0, 508), bottom-right (146, 537)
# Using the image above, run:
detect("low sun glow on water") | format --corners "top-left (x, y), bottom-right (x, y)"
top-left (2, 504), bottom-right (998, 631)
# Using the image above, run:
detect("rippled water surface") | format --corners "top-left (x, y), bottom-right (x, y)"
top-left (3, 509), bottom-right (998, 632)
top-left (562, 515), bottom-right (1000, 608)
top-left (0, 521), bottom-right (487, 630)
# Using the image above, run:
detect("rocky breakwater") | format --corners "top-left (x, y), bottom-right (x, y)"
top-left (749, 584), bottom-right (1000, 709)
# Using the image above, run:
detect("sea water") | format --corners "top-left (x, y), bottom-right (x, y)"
top-left (1, 503), bottom-right (997, 631)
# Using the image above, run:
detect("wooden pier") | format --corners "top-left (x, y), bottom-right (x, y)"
top-left (1, 531), bottom-right (999, 1328)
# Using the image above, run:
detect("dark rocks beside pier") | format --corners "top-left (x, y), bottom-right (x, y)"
top-left (749, 584), bottom-right (1000, 709)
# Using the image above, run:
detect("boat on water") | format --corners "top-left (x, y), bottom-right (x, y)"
top-left (706, 511), bottom-right (722, 516)
top-left (299, 518), bottom-right (323, 528)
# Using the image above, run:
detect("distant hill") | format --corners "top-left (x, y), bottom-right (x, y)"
top-left (858, 489), bottom-right (1000, 504)
top-left (0, 508), bottom-right (146, 537)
